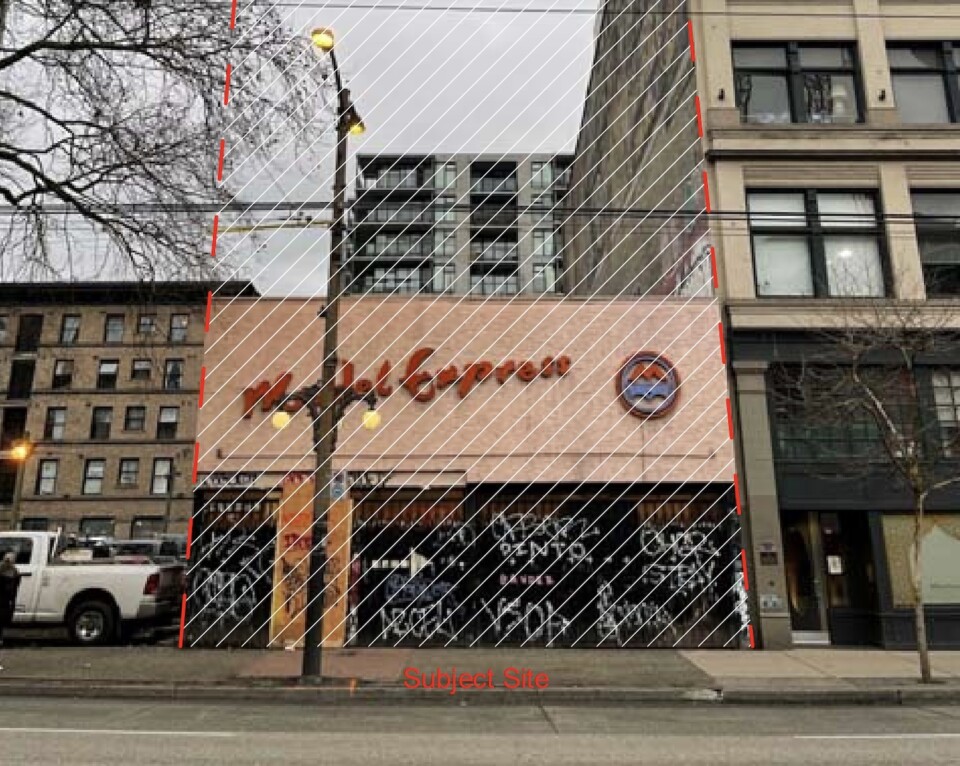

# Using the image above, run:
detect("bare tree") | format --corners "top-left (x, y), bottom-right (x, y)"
top-left (0, 0), bottom-right (331, 281)
top-left (774, 296), bottom-right (960, 683)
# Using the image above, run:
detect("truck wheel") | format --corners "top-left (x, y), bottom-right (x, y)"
top-left (67, 601), bottom-right (116, 645)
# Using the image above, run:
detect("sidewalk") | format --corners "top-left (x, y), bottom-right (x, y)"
top-left (0, 646), bottom-right (958, 705)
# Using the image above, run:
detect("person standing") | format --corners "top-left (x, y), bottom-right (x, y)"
top-left (0, 552), bottom-right (21, 670)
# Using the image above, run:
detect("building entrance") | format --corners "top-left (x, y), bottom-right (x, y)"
top-left (783, 510), bottom-right (880, 646)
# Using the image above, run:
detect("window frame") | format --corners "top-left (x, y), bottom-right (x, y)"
top-left (90, 406), bottom-right (113, 440)
top-left (137, 314), bottom-right (158, 335)
top-left (82, 459), bottom-right (106, 495)
top-left (131, 358), bottom-right (152, 381)
top-left (79, 517), bottom-right (114, 538)
top-left (151, 458), bottom-right (174, 496)
top-left (118, 458), bottom-right (140, 488)
top-left (103, 314), bottom-right (124, 343)
top-left (60, 315), bottom-right (81, 345)
top-left (747, 188), bottom-right (889, 298)
top-left (733, 42), bottom-right (864, 125)
top-left (888, 42), bottom-right (960, 123)
top-left (97, 359), bottom-right (120, 390)
top-left (156, 406), bottom-right (180, 440)
top-left (911, 189), bottom-right (960, 296)
top-left (43, 406), bottom-right (67, 440)
top-left (169, 314), bottom-right (189, 343)
top-left (52, 359), bottom-right (74, 390)
top-left (163, 359), bottom-right (184, 390)
top-left (35, 459), bottom-right (58, 495)
top-left (124, 405), bottom-right (146, 432)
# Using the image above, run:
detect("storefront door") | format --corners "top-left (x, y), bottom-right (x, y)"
top-left (782, 510), bottom-right (880, 646)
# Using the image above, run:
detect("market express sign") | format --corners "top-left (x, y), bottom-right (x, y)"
top-left (242, 348), bottom-right (572, 418)
top-left (242, 347), bottom-right (680, 420)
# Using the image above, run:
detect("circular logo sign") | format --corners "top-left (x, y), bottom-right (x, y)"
top-left (616, 352), bottom-right (681, 419)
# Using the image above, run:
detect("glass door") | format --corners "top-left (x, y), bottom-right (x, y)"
top-left (782, 510), bottom-right (830, 644)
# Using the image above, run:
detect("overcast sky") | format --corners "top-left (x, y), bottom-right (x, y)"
top-left (223, 2), bottom-right (598, 297)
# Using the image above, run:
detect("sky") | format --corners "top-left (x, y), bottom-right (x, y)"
top-left (220, 1), bottom-right (598, 297)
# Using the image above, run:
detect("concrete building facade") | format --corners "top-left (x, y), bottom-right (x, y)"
top-left (350, 154), bottom-right (571, 297)
top-left (572, 0), bottom-right (960, 648)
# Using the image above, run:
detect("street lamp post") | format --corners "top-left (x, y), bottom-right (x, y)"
top-left (300, 27), bottom-right (365, 680)
top-left (2, 435), bottom-right (33, 530)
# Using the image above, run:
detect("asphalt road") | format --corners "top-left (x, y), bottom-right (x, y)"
top-left (0, 697), bottom-right (957, 764)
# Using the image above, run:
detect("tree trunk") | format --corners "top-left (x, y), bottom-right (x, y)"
top-left (912, 493), bottom-right (932, 683)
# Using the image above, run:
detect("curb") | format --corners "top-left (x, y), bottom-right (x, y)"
top-left (0, 681), bottom-right (957, 706)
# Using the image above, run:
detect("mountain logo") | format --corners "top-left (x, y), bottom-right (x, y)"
top-left (616, 352), bottom-right (681, 418)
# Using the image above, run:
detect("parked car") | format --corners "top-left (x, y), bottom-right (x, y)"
top-left (0, 531), bottom-right (184, 645)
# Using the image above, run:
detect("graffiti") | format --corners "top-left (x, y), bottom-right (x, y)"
top-left (186, 525), bottom-right (275, 648)
top-left (348, 496), bottom-right (744, 647)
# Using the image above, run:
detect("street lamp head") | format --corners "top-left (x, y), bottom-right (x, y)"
top-left (9, 442), bottom-right (31, 461)
top-left (348, 119), bottom-right (366, 137)
top-left (361, 408), bottom-right (381, 431)
top-left (271, 410), bottom-right (292, 430)
top-left (311, 27), bottom-right (335, 51)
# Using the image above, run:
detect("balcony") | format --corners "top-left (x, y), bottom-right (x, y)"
top-left (471, 207), bottom-right (518, 228)
top-left (471, 176), bottom-right (518, 194)
top-left (357, 168), bottom-right (430, 192)
top-left (470, 241), bottom-right (518, 264)
top-left (356, 205), bottom-right (434, 226)
top-left (355, 242), bottom-right (433, 261)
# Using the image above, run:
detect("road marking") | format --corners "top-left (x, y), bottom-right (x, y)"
top-left (0, 727), bottom-right (235, 738)
top-left (796, 734), bottom-right (960, 740)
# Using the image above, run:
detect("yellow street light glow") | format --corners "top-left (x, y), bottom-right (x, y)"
top-left (361, 408), bottom-right (381, 431)
top-left (271, 410), bottom-right (292, 430)
top-left (311, 27), bottom-right (335, 51)
top-left (9, 443), bottom-right (29, 461)
top-left (348, 119), bottom-right (366, 137)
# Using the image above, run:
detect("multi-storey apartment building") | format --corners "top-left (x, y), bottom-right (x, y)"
top-left (349, 154), bottom-right (572, 297)
top-left (0, 282), bottom-right (256, 537)
top-left (571, 0), bottom-right (960, 649)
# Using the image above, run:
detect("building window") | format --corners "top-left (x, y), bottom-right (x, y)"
top-left (43, 407), bottom-right (66, 440)
top-left (733, 44), bottom-right (860, 124)
top-left (532, 229), bottom-right (555, 257)
top-left (124, 405), bottom-right (146, 432)
top-left (151, 458), bottom-right (173, 495)
top-left (531, 161), bottom-right (554, 191)
top-left (434, 228), bottom-right (457, 259)
top-left (163, 359), bottom-right (184, 390)
top-left (157, 406), bottom-right (179, 439)
top-left (533, 260), bottom-right (561, 293)
top-left (361, 267), bottom-right (423, 295)
top-left (21, 518), bottom-right (49, 531)
top-left (118, 458), bottom-right (140, 488)
top-left (35, 460), bottom-right (58, 495)
top-left (435, 161), bottom-right (457, 189)
top-left (131, 359), bottom-right (152, 381)
top-left (97, 359), bottom-right (119, 389)
top-left (169, 314), bottom-right (189, 343)
top-left (0, 315), bottom-right (6, 344)
top-left (932, 370), bottom-right (960, 456)
top-left (79, 517), bottom-right (114, 538)
top-left (436, 195), bottom-right (457, 223)
top-left (60, 315), bottom-right (81, 345)
top-left (431, 264), bottom-right (457, 293)
top-left (912, 191), bottom-right (960, 296)
top-left (469, 271), bottom-right (519, 296)
top-left (82, 459), bottom-right (106, 495)
top-left (889, 44), bottom-right (960, 124)
top-left (130, 516), bottom-right (165, 539)
top-left (137, 314), bottom-right (157, 335)
top-left (90, 407), bottom-right (113, 440)
top-left (52, 359), bottom-right (74, 389)
top-left (747, 190), bottom-right (885, 297)
top-left (104, 314), bottom-right (124, 343)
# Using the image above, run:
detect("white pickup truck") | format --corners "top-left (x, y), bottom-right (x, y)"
top-left (0, 531), bottom-right (184, 645)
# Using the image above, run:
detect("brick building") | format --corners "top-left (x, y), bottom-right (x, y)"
top-left (0, 281), bottom-right (256, 537)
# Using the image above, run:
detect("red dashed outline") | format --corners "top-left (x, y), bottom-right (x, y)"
top-left (210, 215), bottom-right (220, 259)
top-left (198, 366), bottom-right (207, 409)
top-left (694, 95), bottom-right (703, 138)
top-left (717, 322), bottom-right (726, 365)
top-left (217, 139), bottom-right (226, 182)
top-left (687, 20), bottom-right (696, 62)
top-left (223, 63), bottom-right (232, 105)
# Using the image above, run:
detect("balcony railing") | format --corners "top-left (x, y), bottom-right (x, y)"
top-left (471, 177), bottom-right (518, 194)
top-left (359, 206), bottom-right (434, 224)
top-left (471, 208), bottom-right (518, 227)
top-left (358, 171), bottom-right (428, 191)
top-left (470, 242), bottom-right (518, 263)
